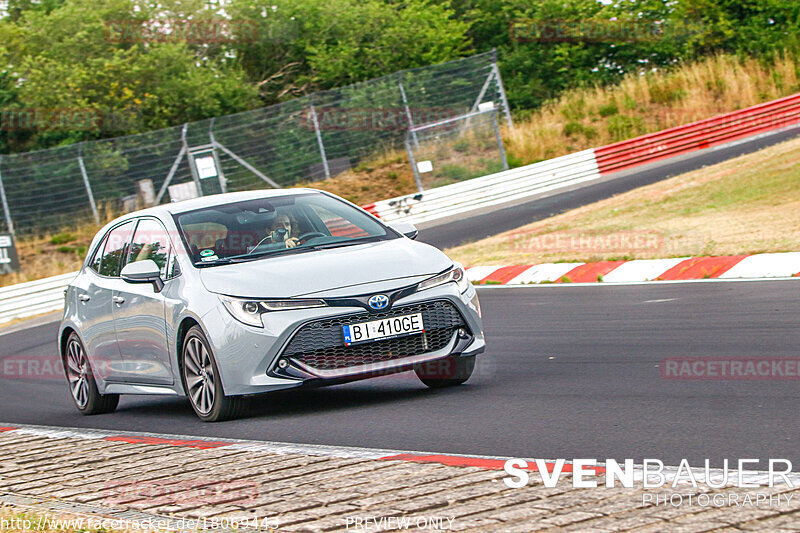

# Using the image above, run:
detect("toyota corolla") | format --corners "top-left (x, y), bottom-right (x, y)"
top-left (59, 189), bottom-right (485, 421)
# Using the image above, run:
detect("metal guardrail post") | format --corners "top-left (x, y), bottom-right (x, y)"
top-left (184, 126), bottom-right (204, 196)
top-left (213, 142), bottom-right (280, 188)
top-left (471, 69), bottom-right (495, 114)
top-left (309, 103), bottom-right (331, 180)
top-left (405, 138), bottom-right (424, 193)
top-left (491, 50), bottom-right (514, 130)
top-left (492, 111), bottom-right (509, 171)
top-left (155, 140), bottom-right (188, 204)
top-left (398, 74), bottom-right (419, 149)
top-left (208, 118), bottom-right (228, 193)
top-left (0, 155), bottom-right (15, 237)
top-left (77, 145), bottom-right (101, 224)
top-left (463, 68), bottom-right (496, 132)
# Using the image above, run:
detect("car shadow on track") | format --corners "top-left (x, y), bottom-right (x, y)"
top-left (114, 374), bottom-right (450, 421)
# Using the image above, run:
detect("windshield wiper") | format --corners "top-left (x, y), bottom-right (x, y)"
top-left (194, 238), bottom-right (381, 266)
top-left (310, 238), bottom-right (381, 250)
top-left (226, 246), bottom-right (318, 262)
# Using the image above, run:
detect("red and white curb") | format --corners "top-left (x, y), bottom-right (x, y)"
top-left (2, 423), bottom-right (798, 487)
top-left (467, 252), bottom-right (800, 286)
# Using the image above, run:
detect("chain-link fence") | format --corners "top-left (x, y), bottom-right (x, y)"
top-left (406, 108), bottom-right (509, 191)
top-left (0, 50), bottom-right (512, 236)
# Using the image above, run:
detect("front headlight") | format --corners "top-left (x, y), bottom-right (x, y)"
top-left (219, 296), bottom-right (327, 327)
top-left (417, 264), bottom-right (470, 293)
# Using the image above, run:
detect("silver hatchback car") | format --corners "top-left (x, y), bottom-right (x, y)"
top-left (59, 189), bottom-right (485, 421)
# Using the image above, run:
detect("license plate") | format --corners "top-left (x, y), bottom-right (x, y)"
top-left (342, 313), bottom-right (424, 346)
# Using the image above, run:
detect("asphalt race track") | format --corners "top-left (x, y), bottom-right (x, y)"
top-left (420, 126), bottom-right (800, 249)
top-left (1, 281), bottom-right (798, 467)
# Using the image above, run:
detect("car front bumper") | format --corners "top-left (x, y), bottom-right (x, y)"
top-left (200, 282), bottom-right (485, 396)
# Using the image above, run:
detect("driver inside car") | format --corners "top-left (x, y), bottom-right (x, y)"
top-left (264, 214), bottom-right (299, 249)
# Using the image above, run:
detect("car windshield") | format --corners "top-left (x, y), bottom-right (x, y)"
top-left (174, 192), bottom-right (397, 267)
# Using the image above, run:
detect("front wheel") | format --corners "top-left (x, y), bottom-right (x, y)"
top-left (182, 326), bottom-right (243, 422)
top-left (415, 355), bottom-right (476, 388)
top-left (64, 333), bottom-right (119, 415)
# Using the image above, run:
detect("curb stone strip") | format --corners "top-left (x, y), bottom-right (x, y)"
top-left (2, 423), bottom-right (800, 486)
top-left (467, 253), bottom-right (800, 285)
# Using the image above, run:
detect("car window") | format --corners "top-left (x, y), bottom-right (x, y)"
top-left (99, 221), bottom-right (135, 277)
top-left (181, 222), bottom-right (228, 251)
top-left (87, 235), bottom-right (107, 273)
top-left (128, 219), bottom-right (171, 278)
top-left (308, 204), bottom-right (370, 239)
top-left (174, 193), bottom-right (394, 266)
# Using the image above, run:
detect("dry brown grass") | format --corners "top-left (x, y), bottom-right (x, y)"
top-left (447, 136), bottom-right (800, 267)
top-left (504, 52), bottom-right (800, 164)
top-left (295, 149), bottom-right (419, 206)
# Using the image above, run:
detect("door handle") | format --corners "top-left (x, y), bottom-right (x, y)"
top-left (78, 294), bottom-right (91, 302)
top-left (112, 296), bottom-right (126, 304)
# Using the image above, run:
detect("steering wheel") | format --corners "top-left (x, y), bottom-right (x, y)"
top-left (246, 231), bottom-right (328, 255)
top-left (296, 231), bottom-right (327, 243)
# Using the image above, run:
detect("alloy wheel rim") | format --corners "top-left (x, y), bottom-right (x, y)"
top-left (66, 340), bottom-right (90, 408)
top-left (185, 337), bottom-right (215, 415)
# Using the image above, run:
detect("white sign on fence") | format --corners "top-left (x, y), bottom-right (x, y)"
top-left (168, 182), bottom-right (200, 203)
top-left (417, 160), bottom-right (434, 173)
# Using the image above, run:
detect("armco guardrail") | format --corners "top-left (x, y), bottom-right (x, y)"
top-left (368, 91), bottom-right (800, 224)
top-left (1, 92), bottom-right (799, 324)
top-left (368, 149), bottom-right (599, 225)
top-left (0, 272), bottom-right (75, 324)
top-left (594, 92), bottom-right (800, 174)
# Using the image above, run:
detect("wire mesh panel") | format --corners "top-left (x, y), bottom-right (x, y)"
top-left (0, 50), bottom-right (510, 235)
top-left (406, 109), bottom-right (508, 191)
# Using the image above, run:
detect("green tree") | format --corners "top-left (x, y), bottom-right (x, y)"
top-left (227, 0), bottom-right (471, 104)
top-left (1, 0), bottom-right (259, 152)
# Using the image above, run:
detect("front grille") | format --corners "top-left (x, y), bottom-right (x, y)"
top-left (280, 300), bottom-right (466, 371)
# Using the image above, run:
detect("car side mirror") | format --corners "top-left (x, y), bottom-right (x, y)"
top-left (391, 221), bottom-right (419, 240)
top-left (121, 260), bottom-right (164, 293)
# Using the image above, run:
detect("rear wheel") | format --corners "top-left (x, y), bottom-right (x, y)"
top-left (415, 355), bottom-right (476, 388)
top-left (182, 326), bottom-right (243, 422)
top-left (64, 333), bottom-right (119, 415)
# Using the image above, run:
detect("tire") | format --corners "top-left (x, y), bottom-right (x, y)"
top-left (64, 333), bottom-right (119, 415)
top-left (182, 326), bottom-right (243, 422)
top-left (415, 355), bottom-right (476, 388)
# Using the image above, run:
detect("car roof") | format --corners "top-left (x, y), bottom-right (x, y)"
top-left (109, 188), bottom-right (321, 223)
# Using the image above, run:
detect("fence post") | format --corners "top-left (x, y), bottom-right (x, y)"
top-left (491, 50), bottom-right (514, 129)
top-left (0, 156), bottom-right (15, 237)
top-left (77, 145), bottom-right (101, 224)
top-left (183, 125), bottom-right (204, 196)
top-left (208, 118), bottom-right (228, 193)
top-left (398, 73), bottom-right (419, 148)
top-left (155, 133), bottom-right (188, 204)
top-left (405, 138), bottom-right (424, 193)
top-left (492, 111), bottom-right (509, 171)
top-left (309, 103), bottom-right (331, 180)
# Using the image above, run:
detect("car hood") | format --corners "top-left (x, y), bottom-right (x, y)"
top-left (199, 238), bottom-right (452, 298)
